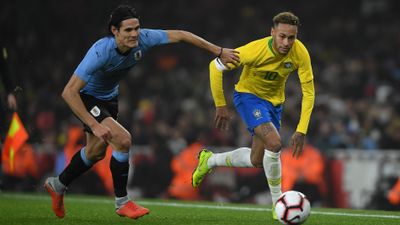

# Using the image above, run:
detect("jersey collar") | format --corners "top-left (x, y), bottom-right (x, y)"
top-left (268, 37), bottom-right (291, 58)
top-left (112, 37), bottom-right (133, 56)
top-left (268, 37), bottom-right (277, 56)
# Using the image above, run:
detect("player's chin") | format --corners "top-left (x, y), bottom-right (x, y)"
top-left (279, 48), bottom-right (290, 54)
top-left (127, 41), bottom-right (138, 48)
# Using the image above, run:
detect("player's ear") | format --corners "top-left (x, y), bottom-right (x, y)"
top-left (271, 27), bottom-right (275, 36)
top-left (111, 26), bottom-right (118, 36)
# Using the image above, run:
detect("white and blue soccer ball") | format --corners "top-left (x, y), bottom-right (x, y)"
top-left (274, 191), bottom-right (311, 224)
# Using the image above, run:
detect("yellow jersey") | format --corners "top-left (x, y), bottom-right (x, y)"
top-left (209, 36), bottom-right (315, 134)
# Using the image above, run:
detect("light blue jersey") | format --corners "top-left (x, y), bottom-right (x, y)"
top-left (74, 29), bottom-right (169, 100)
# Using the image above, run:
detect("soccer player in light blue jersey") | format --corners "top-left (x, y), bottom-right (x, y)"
top-left (44, 4), bottom-right (239, 220)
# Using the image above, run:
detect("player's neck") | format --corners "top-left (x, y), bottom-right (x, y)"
top-left (113, 38), bottom-right (130, 55)
top-left (271, 39), bottom-right (287, 57)
top-left (116, 47), bottom-right (132, 56)
top-left (115, 42), bottom-right (132, 56)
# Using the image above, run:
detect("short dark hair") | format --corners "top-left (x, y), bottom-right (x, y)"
top-left (108, 5), bottom-right (139, 35)
top-left (273, 12), bottom-right (299, 27)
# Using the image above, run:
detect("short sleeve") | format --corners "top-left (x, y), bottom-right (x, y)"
top-left (74, 42), bottom-right (108, 82)
top-left (139, 29), bottom-right (169, 49)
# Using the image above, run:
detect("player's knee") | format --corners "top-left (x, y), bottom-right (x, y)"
top-left (250, 156), bottom-right (263, 168)
top-left (118, 136), bottom-right (132, 151)
top-left (267, 141), bottom-right (282, 153)
top-left (94, 151), bottom-right (107, 161)
top-left (86, 149), bottom-right (106, 162)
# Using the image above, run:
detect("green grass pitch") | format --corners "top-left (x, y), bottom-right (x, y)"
top-left (0, 192), bottom-right (399, 225)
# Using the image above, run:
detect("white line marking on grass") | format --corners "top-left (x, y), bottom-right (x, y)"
top-left (310, 211), bottom-right (400, 219)
top-left (141, 201), bottom-right (267, 212)
top-left (2, 193), bottom-right (400, 219)
top-left (137, 201), bottom-right (400, 219)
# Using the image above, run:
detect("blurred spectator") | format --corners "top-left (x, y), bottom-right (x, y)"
top-left (168, 141), bottom-right (202, 200)
top-left (380, 116), bottom-right (400, 149)
top-left (1, 0), bottom-right (399, 150)
top-left (0, 43), bottom-right (18, 139)
top-left (1, 144), bottom-right (39, 191)
top-left (387, 178), bottom-right (400, 208)
top-left (129, 135), bottom-right (173, 198)
top-left (281, 144), bottom-right (327, 205)
top-left (0, 41), bottom-right (19, 190)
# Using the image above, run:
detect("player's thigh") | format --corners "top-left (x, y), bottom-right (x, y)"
top-left (85, 132), bottom-right (108, 161)
top-left (101, 117), bottom-right (131, 151)
top-left (253, 122), bottom-right (281, 152)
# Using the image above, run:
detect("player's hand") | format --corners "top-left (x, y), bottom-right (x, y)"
top-left (219, 48), bottom-right (240, 68)
top-left (91, 123), bottom-right (112, 142)
top-left (290, 132), bottom-right (305, 158)
top-left (215, 106), bottom-right (231, 131)
top-left (7, 93), bottom-right (17, 110)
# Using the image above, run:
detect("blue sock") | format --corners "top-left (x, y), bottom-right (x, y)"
top-left (80, 147), bottom-right (94, 166)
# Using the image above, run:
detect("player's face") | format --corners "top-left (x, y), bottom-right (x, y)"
top-left (271, 23), bottom-right (298, 55)
top-left (113, 18), bottom-right (140, 51)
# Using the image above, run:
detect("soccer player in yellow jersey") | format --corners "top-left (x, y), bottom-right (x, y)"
top-left (192, 12), bottom-right (315, 220)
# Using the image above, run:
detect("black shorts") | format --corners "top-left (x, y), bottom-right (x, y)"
top-left (78, 93), bottom-right (118, 133)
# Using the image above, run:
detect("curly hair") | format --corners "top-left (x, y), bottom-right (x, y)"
top-left (273, 12), bottom-right (300, 27)
top-left (108, 5), bottom-right (139, 35)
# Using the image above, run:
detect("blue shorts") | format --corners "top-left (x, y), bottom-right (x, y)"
top-left (233, 91), bottom-right (282, 135)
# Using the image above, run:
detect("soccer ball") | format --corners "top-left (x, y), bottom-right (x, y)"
top-left (274, 191), bottom-right (311, 224)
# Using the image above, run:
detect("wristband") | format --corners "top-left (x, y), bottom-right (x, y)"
top-left (217, 47), bottom-right (223, 58)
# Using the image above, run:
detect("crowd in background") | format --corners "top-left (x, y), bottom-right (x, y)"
top-left (1, 0), bottom-right (399, 208)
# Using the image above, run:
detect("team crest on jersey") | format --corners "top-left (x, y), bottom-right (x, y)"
top-left (253, 109), bottom-right (263, 119)
top-left (134, 50), bottom-right (142, 60)
top-left (284, 62), bottom-right (293, 69)
top-left (90, 106), bottom-right (101, 117)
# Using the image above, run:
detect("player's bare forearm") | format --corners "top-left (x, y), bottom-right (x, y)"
top-left (62, 78), bottom-right (111, 141)
top-left (62, 75), bottom-right (98, 129)
top-left (167, 30), bottom-right (218, 53)
top-left (62, 88), bottom-right (97, 129)
top-left (167, 30), bottom-right (239, 66)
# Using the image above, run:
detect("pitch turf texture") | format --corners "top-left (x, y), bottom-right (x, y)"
top-left (1, 193), bottom-right (399, 225)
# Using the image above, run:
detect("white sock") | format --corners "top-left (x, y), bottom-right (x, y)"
top-left (115, 196), bottom-right (129, 209)
top-left (53, 177), bottom-right (67, 193)
top-left (127, 149), bottom-right (135, 189)
top-left (207, 147), bottom-right (253, 168)
top-left (263, 149), bottom-right (282, 204)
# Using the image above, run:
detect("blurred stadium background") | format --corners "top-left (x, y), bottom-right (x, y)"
top-left (1, 0), bottom-right (399, 211)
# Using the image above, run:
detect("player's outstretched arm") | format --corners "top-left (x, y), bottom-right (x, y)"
top-left (166, 30), bottom-right (239, 66)
top-left (209, 58), bottom-right (232, 131)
